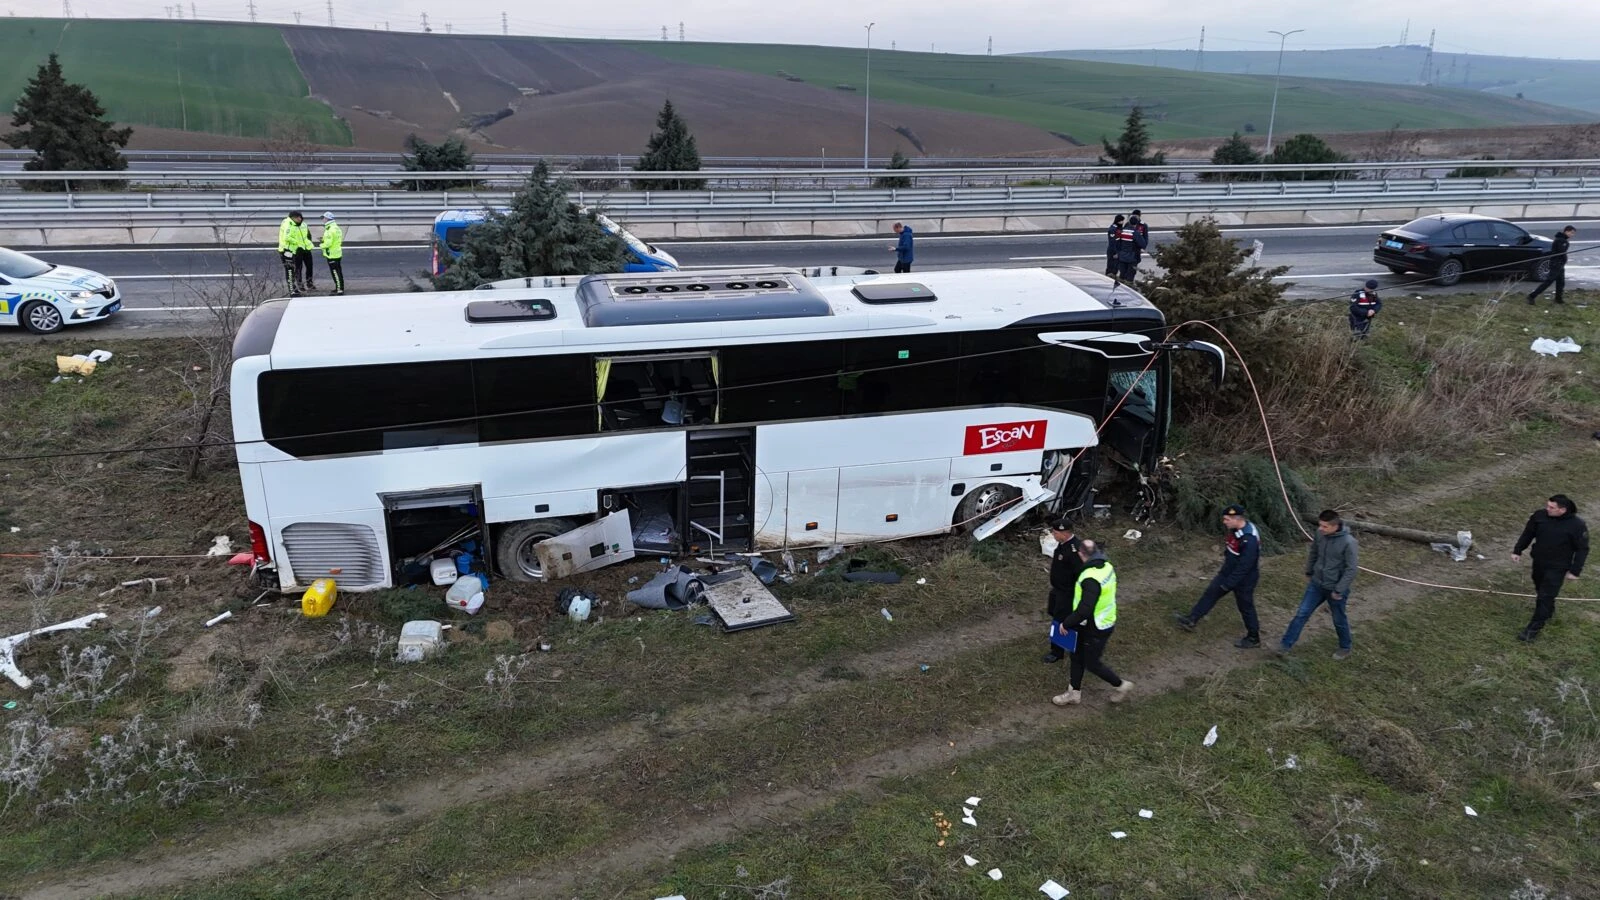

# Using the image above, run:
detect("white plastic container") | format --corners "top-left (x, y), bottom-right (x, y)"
top-left (430, 557), bottom-right (460, 586)
top-left (445, 575), bottom-right (485, 614)
top-left (396, 620), bottom-right (444, 663)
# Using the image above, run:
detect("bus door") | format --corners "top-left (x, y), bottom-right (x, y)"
top-left (1036, 331), bottom-right (1164, 473)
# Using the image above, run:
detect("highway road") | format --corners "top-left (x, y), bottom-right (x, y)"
top-left (7, 221), bottom-right (1600, 337)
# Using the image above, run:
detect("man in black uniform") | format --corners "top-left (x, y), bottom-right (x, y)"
top-left (1511, 493), bottom-right (1588, 641)
top-left (1104, 214), bottom-right (1125, 278)
top-left (1042, 514), bottom-right (1083, 663)
top-left (1528, 225), bottom-right (1576, 305)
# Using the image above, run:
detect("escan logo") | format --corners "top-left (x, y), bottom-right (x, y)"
top-left (963, 420), bottom-right (1048, 455)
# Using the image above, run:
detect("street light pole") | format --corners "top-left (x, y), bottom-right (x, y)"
top-left (864, 22), bottom-right (875, 170)
top-left (1264, 28), bottom-right (1303, 156)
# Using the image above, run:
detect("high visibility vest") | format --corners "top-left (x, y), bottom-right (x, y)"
top-left (295, 221), bottom-right (313, 251)
top-left (277, 217), bottom-right (299, 253)
top-left (321, 222), bottom-right (344, 259)
top-left (1074, 562), bottom-right (1118, 630)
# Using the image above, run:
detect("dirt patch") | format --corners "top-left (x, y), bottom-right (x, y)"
top-left (164, 631), bottom-right (223, 693)
top-left (1330, 716), bottom-right (1443, 794)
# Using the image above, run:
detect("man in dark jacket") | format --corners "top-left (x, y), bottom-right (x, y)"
top-left (1051, 539), bottom-right (1133, 707)
top-left (1349, 280), bottom-right (1382, 339)
top-left (892, 222), bottom-right (914, 273)
top-left (1277, 510), bottom-right (1358, 659)
top-left (1128, 209), bottom-right (1149, 244)
top-left (1043, 515), bottom-right (1083, 663)
top-left (1175, 504), bottom-right (1263, 647)
top-left (1104, 214), bottom-right (1126, 278)
top-left (1111, 220), bottom-right (1148, 283)
top-left (1528, 226), bottom-right (1576, 305)
top-left (1512, 493), bottom-right (1589, 640)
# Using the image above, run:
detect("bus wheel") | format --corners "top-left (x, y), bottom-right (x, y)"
top-left (954, 483), bottom-right (1021, 532)
top-left (496, 518), bottom-right (581, 581)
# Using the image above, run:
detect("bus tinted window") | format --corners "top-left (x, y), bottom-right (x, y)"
top-left (260, 361), bottom-right (476, 456)
top-left (720, 341), bottom-right (843, 422)
top-left (476, 356), bottom-right (594, 442)
top-left (958, 330), bottom-right (1105, 416)
top-left (841, 335), bottom-right (960, 414)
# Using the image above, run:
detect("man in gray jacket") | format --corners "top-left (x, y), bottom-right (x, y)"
top-left (1277, 510), bottom-right (1358, 659)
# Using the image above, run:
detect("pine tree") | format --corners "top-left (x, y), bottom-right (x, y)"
top-left (399, 134), bottom-right (476, 190)
top-left (1098, 105), bottom-right (1166, 181)
top-left (4, 53), bottom-right (131, 191)
top-left (873, 149), bottom-right (913, 188)
top-left (430, 160), bottom-right (628, 290)
top-left (1265, 133), bottom-right (1344, 179)
top-left (634, 99), bottom-right (705, 190)
top-left (1204, 132), bottom-right (1261, 181)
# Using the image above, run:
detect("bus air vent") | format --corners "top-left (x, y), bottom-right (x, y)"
top-left (282, 522), bottom-right (385, 589)
top-left (574, 267), bottom-right (834, 327)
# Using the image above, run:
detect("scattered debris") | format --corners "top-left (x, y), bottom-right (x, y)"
top-left (1204, 725), bottom-right (1219, 747)
top-left (817, 544), bottom-right (845, 564)
top-left (55, 354), bottom-right (98, 376)
top-left (203, 611), bottom-right (233, 628)
top-left (1040, 880), bottom-right (1070, 899)
top-left (704, 569), bottom-right (794, 632)
top-left (534, 512), bottom-right (636, 578)
top-left (205, 535), bottom-right (233, 557)
top-left (961, 812), bottom-right (978, 827)
top-left (881, 608), bottom-right (894, 622)
top-left (1138, 809), bottom-right (1154, 819)
top-left (537, 640), bottom-right (553, 652)
top-left (1, 612), bottom-right (109, 689)
top-left (227, 551), bottom-right (254, 566)
top-left (1283, 755), bottom-right (1300, 770)
top-left (919, 664), bottom-right (930, 673)
top-left (1122, 529), bottom-right (1142, 541)
top-left (446, 575), bottom-right (487, 615)
top-left (963, 855), bottom-right (978, 867)
top-left (915, 577), bottom-right (928, 585)
top-left (962, 806), bottom-right (974, 818)
top-left (7, 526), bottom-right (18, 534)
top-left (430, 557), bottom-right (460, 585)
top-left (3, 701), bottom-right (17, 710)
top-left (87, 349), bottom-right (113, 363)
top-left (1530, 336), bottom-right (1581, 356)
top-left (750, 558), bottom-right (779, 585)
top-left (1110, 831), bottom-right (1128, 839)
top-left (556, 587), bottom-right (593, 623)
top-left (987, 868), bottom-right (1003, 881)
top-left (1464, 805), bottom-right (1478, 817)
top-left (396, 621), bottom-right (445, 662)
top-left (1349, 519), bottom-right (1471, 557)
top-left (965, 796), bottom-right (981, 806)
top-left (301, 578), bottom-right (337, 618)
top-left (627, 567), bottom-right (704, 610)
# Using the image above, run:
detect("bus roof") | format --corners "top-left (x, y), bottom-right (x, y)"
top-left (238, 266), bottom-right (1164, 368)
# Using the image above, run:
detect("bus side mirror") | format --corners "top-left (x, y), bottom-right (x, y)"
top-left (1149, 340), bottom-right (1226, 387)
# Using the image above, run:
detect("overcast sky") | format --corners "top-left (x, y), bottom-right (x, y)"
top-left (16, 1), bottom-right (1600, 60)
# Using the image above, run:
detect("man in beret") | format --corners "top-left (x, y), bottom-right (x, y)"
top-left (1174, 504), bottom-right (1263, 648)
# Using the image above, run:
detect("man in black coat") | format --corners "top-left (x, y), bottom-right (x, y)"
top-left (1511, 493), bottom-right (1589, 641)
top-left (1528, 225), bottom-right (1576, 305)
top-left (1104, 215), bottom-right (1126, 278)
top-left (1043, 514), bottom-right (1083, 663)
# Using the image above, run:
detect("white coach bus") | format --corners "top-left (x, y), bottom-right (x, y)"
top-left (230, 266), bottom-right (1221, 590)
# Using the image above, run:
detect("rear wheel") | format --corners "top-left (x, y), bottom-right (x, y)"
top-left (1433, 258), bottom-right (1464, 287)
top-left (496, 517), bottom-right (581, 581)
top-left (954, 483), bottom-right (1022, 532)
top-left (1386, 265), bottom-right (1408, 275)
top-left (1530, 258), bottom-right (1553, 282)
top-left (19, 301), bottom-right (64, 335)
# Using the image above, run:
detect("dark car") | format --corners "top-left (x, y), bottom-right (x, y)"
top-left (1374, 214), bottom-right (1555, 286)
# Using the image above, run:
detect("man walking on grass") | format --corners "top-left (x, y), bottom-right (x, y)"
top-left (1512, 494), bottom-right (1588, 641)
top-left (1277, 510), bottom-right (1358, 660)
top-left (1051, 539), bottom-right (1134, 707)
top-left (1174, 504), bottom-right (1263, 648)
top-left (1042, 515), bottom-right (1083, 664)
top-left (1528, 226), bottom-right (1576, 306)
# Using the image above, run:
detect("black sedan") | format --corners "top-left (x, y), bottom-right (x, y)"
top-left (1374, 214), bottom-right (1555, 286)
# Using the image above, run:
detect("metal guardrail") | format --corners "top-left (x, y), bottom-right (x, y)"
top-left (0, 176), bottom-right (1594, 226)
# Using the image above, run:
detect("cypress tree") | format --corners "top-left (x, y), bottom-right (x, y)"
top-left (634, 99), bottom-right (705, 190)
top-left (4, 53), bottom-right (131, 191)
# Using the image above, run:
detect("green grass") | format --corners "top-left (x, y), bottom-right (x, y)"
top-left (0, 18), bottom-right (350, 144)
top-left (626, 40), bottom-right (1591, 142)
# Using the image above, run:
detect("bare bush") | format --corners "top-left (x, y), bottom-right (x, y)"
top-left (1359, 124), bottom-right (1426, 179)
top-left (312, 704), bottom-right (377, 759)
top-left (1, 711), bottom-right (68, 811)
top-left (42, 714), bottom-right (232, 812)
top-left (484, 653), bottom-right (535, 708)
top-left (261, 119), bottom-right (319, 177)
top-left (32, 645), bottom-right (129, 713)
top-left (1319, 796), bottom-right (1382, 894)
top-left (20, 543), bottom-right (94, 628)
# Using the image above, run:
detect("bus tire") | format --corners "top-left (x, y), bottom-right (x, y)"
top-left (496, 518), bottom-right (582, 581)
top-left (954, 483), bottom-right (1021, 532)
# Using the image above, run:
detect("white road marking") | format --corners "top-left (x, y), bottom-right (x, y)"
top-left (1272, 272), bottom-right (1386, 280)
top-left (118, 306), bottom-right (256, 312)
top-left (35, 244), bottom-right (427, 254)
top-left (108, 273), bottom-right (252, 280)
top-left (1007, 254), bottom-right (1103, 260)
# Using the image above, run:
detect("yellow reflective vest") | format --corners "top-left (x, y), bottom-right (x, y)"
top-left (1073, 561), bottom-right (1118, 630)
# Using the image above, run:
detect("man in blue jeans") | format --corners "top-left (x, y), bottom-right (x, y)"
top-left (1278, 509), bottom-right (1359, 660)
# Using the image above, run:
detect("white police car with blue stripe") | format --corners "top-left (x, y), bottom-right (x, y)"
top-left (0, 247), bottom-right (121, 334)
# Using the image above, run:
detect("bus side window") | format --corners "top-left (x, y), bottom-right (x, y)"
top-left (720, 341), bottom-right (843, 422)
top-left (841, 335), bottom-right (959, 415)
top-left (475, 355), bottom-right (594, 442)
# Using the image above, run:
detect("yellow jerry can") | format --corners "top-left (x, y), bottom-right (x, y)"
top-left (301, 578), bottom-right (338, 618)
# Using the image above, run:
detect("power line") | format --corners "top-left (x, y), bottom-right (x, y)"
top-left (246, 0), bottom-right (256, 22)
top-left (501, 11), bottom-right (507, 36)
top-left (326, 0), bottom-right (333, 26)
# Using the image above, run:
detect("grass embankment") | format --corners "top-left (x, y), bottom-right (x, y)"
top-left (631, 41), bottom-right (1591, 140)
top-left (0, 18), bottom-right (350, 144)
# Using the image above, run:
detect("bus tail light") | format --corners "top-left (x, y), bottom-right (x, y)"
top-left (248, 521), bottom-right (272, 563)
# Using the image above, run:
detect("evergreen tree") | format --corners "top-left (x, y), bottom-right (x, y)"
top-left (1136, 218), bottom-right (1289, 416)
top-left (4, 53), bottom-right (131, 191)
top-left (399, 133), bottom-right (476, 190)
top-left (1098, 105), bottom-right (1166, 182)
top-left (1264, 133), bottom-right (1344, 179)
top-left (873, 149), bottom-right (913, 189)
top-left (430, 161), bottom-right (628, 290)
top-left (1204, 132), bottom-right (1262, 182)
top-left (634, 99), bottom-right (705, 190)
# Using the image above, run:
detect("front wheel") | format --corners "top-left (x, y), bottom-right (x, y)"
top-left (954, 483), bottom-right (1022, 532)
top-left (495, 517), bottom-right (581, 581)
top-left (1530, 258), bottom-right (1553, 282)
top-left (1433, 258), bottom-right (1464, 287)
top-left (19, 301), bottom-right (65, 335)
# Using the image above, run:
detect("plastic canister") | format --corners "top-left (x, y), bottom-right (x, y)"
top-left (396, 620), bottom-right (444, 663)
top-left (445, 575), bottom-right (485, 614)
top-left (567, 592), bottom-right (592, 622)
top-left (455, 552), bottom-right (474, 575)
top-left (301, 578), bottom-right (337, 617)
top-left (430, 557), bottom-right (459, 586)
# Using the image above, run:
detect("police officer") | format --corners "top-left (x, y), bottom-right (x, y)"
top-left (1051, 539), bottom-right (1134, 707)
top-left (319, 212), bottom-right (346, 296)
top-left (1511, 493), bottom-right (1589, 641)
top-left (1128, 208), bottom-right (1149, 244)
top-left (277, 210), bottom-right (305, 296)
top-left (1349, 279), bottom-right (1382, 339)
top-left (1104, 214), bottom-right (1126, 278)
top-left (1111, 218), bottom-right (1148, 283)
top-left (1043, 514), bottom-right (1083, 663)
top-left (1174, 503), bottom-right (1263, 648)
top-left (294, 214), bottom-right (317, 292)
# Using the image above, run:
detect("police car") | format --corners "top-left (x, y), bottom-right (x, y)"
top-left (0, 247), bottom-right (121, 334)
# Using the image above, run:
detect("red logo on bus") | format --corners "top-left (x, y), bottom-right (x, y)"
top-left (963, 420), bottom-right (1047, 455)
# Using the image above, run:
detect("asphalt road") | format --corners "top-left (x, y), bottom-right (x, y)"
top-left (8, 220), bottom-right (1600, 337)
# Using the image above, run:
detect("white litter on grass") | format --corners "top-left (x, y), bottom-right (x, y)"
top-left (87, 349), bottom-right (113, 363)
top-left (987, 868), bottom-right (1003, 881)
top-left (654, 895), bottom-right (687, 900)
top-left (1123, 529), bottom-right (1142, 541)
top-left (1284, 755), bottom-right (1300, 770)
top-left (203, 611), bottom-right (232, 627)
top-left (1111, 831), bottom-right (1128, 839)
top-left (881, 607), bottom-right (894, 622)
top-left (1138, 809), bottom-right (1154, 819)
top-left (1203, 725), bottom-right (1219, 747)
top-left (916, 578), bottom-right (927, 585)
top-left (7, 526), bottom-right (18, 533)
top-left (206, 535), bottom-right (233, 556)
top-left (1464, 805), bottom-right (1479, 817)
top-left (962, 807), bottom-right (974, 817)
top-left (963, 854), bottom-right (979, 867)
top-left (1040, 880), bottom-right (1071, 899)
top-left (965, 796), bottom-right (981, 806)
top-left (1531, 336), bottom-right (1581, 356)
top-left (962, 813), bottom-right (978, 827)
